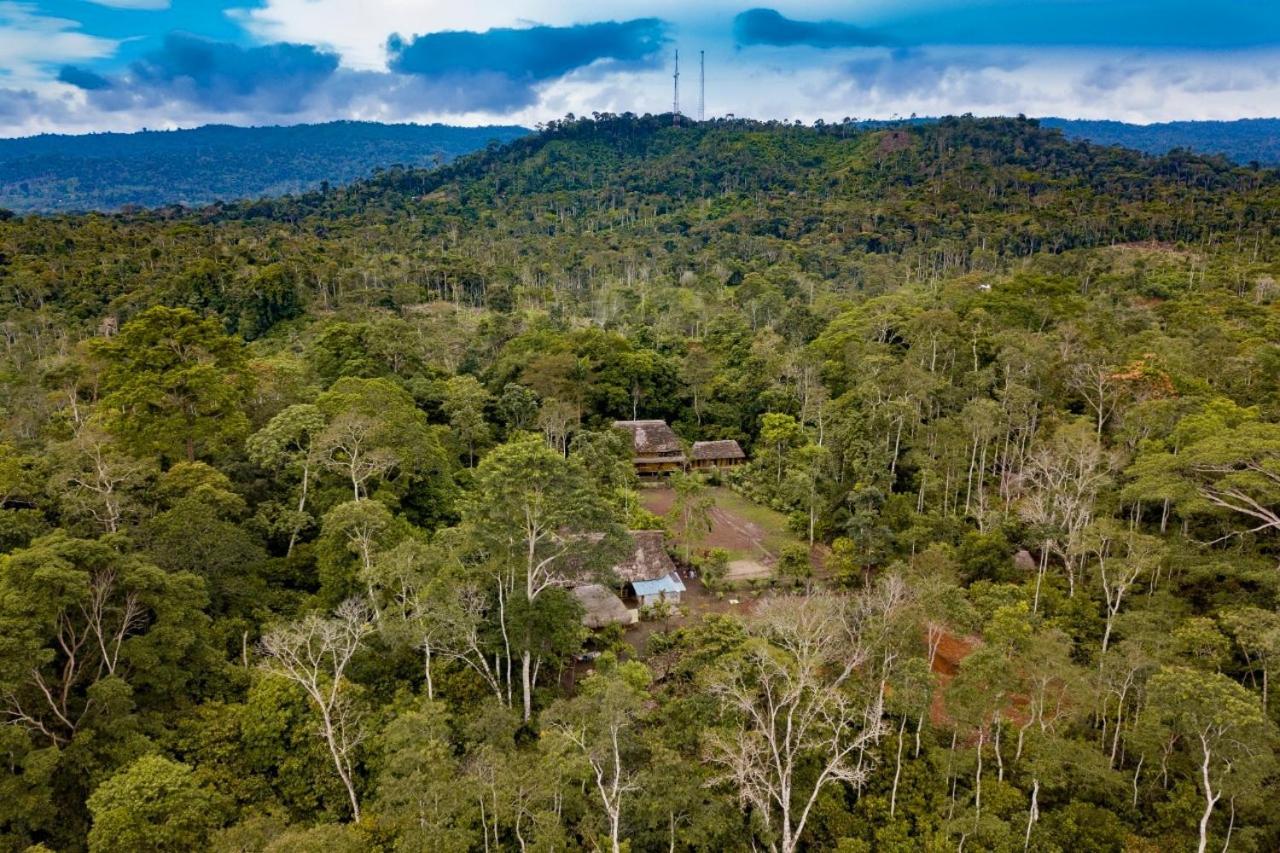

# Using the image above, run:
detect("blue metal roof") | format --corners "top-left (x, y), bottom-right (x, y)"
top-left (631, 573), bottom-right (686, 597)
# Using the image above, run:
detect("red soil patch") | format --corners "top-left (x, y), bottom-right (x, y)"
top-left (928, 631), bottom-right (980, 727)
top-left (877, 130), bottom-right (913, 155)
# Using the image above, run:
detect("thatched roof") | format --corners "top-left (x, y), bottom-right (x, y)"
top-left (613, 420), bottom-right (683, 456)
top-left (691, 439), bottom-right (746, 462)
top-left (612, 530), bottom-right (678, 584)
top-left (572, 584), bottom-right (636, 629)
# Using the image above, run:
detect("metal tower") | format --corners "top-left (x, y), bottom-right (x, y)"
top-left (698, 50), bottom-right (705, 122)
top-left (673, 49), bottom-right (680, 124)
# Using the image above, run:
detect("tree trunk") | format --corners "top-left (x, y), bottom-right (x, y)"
top-left (1024, 778), bottom-right (1039, 851)
top-left (521, 651), bottom-right (533, 721)
top-left (320, 706), bottom-right (361, 821)
top-left (1197, 739), bottom-right (1219, 853)
top-left (423, 642), bottom-right (434, 701)
top-left (890, 716), bottom-right (907, 818)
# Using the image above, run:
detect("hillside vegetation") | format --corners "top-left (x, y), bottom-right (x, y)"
top-left (0, 121), bottom-right (528, 213)
top-left (4, 114), bottom-right (1277, 215)
top-left (1044, 117), bottom-right (1280, 166)
top-left (1, 114), bottom-right (1280, 852)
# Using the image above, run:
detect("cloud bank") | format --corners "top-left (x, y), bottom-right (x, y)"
top-left (733, 8), bottom-right (887, 49)
top-left (387, 18), bottom-right (666, 110)
top-left (2, 1), bottom-right (1279, 136)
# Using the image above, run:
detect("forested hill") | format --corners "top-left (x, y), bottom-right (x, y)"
top-left (1042, 117), bottom-right (1280, 166)
top-left (0, 121), bottom-right (529, 213)
top-left (3, 114), bottom-right (1280, 852)
top-left (3, 114), bottom-right (1277, 215)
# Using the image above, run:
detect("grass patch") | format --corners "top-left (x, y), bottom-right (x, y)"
top-left (706, 487), bottom-right (803, 560)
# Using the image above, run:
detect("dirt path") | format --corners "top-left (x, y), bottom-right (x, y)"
top-left (641, 485), bottom-right (778, 565)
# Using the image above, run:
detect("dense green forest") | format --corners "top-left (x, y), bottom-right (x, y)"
top-left (5, 115), bottom-right (1277, 215)
top-left (1042, 118), bottom-right (1280, 168)
top-left (0, 121), bottom-right (528, 214)
top-left (1, 113), bottom-right (1280, 852)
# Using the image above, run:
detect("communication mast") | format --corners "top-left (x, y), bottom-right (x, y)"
top-left (698, 50), bottom-right (705, 122)
top-left (673, 49), bottom-right (680, 124)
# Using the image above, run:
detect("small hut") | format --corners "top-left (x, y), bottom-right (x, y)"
top-left (613, 420), bottom-right (687, 477)
top-left (689, 439), bottom-right (747, 471)
top-left (612, 530), bottom-right (685, 605)
top-left (572, 584), bottom-right (637, 629)
top-left (630, 574), bottom-right (686, 608)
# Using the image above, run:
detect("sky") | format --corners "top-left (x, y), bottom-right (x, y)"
top-left (0, 1), bottom-right (1278, 137)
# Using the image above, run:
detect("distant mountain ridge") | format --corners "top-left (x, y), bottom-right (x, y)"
top-left (1041, 117), bottom-right (1280, 166)
top-left (2, 117), bottom-right (1276, 214)
top-left (0, 121), bottom-right (530, 213)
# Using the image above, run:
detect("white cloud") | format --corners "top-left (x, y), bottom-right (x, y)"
top-left (83, 0), bottom-right (171, 9)
top-left (0, 2), bottom-right (119, 86)
top-left (2, 0), bottom-right (1278, 136)
top-left (230, 0), bottom-right (741, 70)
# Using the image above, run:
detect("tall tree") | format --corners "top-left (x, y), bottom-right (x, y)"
top-left (1137, 666), bottom-right (1275, 853)
top-left (91, 307), bottom-right (249, 463)
top-left (258, 599), bottom-right (374, 821)
top-left (704, 582), bottom-right (910, 853)
top-left (462, 434), bottom-right (626, 719)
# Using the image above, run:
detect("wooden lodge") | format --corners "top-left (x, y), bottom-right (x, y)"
top-left (613, 420), bottom-right (687, 477)
top-left (689, 439), bottom-right (747, 471)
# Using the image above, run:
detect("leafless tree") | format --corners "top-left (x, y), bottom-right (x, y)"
top-left (704, 581), bottom-right (910, 853)
top-left (53, 425), bottom-right (153, 534)
top-left (1017, 421), bottom-right (1113, 608)
top-left (259, 598), bottom-right (374, 820)
top-left (1068, 360), bottom-right (1124, 439)
top-left (317, 412), bottom-right (397, 501)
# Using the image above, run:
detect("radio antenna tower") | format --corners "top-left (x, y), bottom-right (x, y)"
top-left (672, 49), bottom-right (680, 124)
top-left (698, 50), bottom-right (705, 121)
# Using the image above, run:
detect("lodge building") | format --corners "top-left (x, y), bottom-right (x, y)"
top-left (613, 420), bottom-right (748, 478)
top-left (689, 439), bottom-right (747, 471)
top-left (612, 420), bottom-right (687, 477)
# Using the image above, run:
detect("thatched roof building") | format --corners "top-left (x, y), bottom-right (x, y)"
top-left (690, 439), bottom-right (746, 468)
top-left (613, 420), bottom-right (687, 475)
top-left (612, 530), bottom-right (678, 584)
top-left (572, 584), bottom-right (637, 629)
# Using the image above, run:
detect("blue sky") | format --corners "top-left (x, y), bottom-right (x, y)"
top-left (1, 1), bottom-right (1277, 136)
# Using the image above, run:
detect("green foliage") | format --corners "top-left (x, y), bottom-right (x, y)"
top-left (1, 115), bottom-right (1280, 852)
top-left (86, 755), bottom-right (230, 853)
top-left (0, 121), bottom-right (529, 213)
top-left (91, 307), bottom-right (250, 463)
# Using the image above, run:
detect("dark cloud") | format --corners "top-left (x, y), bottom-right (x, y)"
top-left (65, 33), bottom-right (340, 114)
top-left (1079, 63), bottom-right (1140, 93)
top-left (53, 20), bottom-right (666, 120)
top-left (841, 49), bottom-right (1024, 103)
top-left (0, 87), bottom-right (77, 126)
top-left (127, 33), bottom-right (339, 111)
top-left (0, 88), bottom-right (41, 121)
top-left (733, 8), bottom-right (887, 49)
top-left (58, 66), bottom-right (113, 91)
top-left (387, 18), bottom-right (666, 110)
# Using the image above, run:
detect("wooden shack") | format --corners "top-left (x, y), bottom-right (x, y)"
top-left (689, 439), bottom-right (747, 471)
top-left (613, 420), bottom-right (687, 477)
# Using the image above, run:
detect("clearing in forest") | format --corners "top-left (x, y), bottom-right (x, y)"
top-left (640, 485), bottom-right (818, 580)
